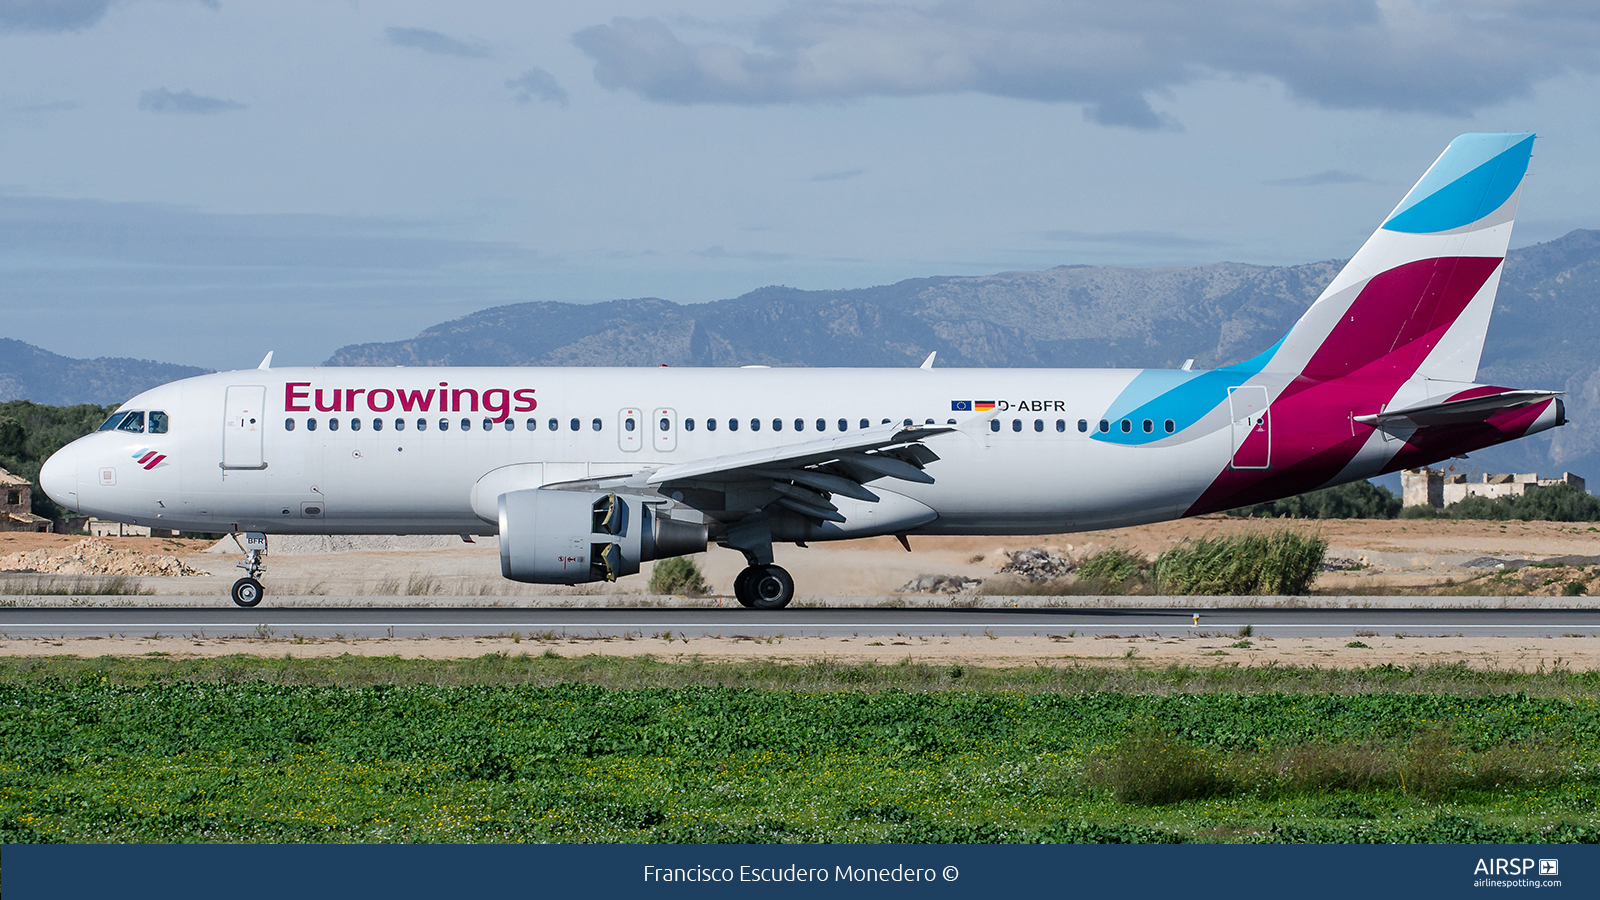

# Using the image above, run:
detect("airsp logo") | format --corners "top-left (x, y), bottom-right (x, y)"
top-left (1474, 858), bottom-right (1545, 876)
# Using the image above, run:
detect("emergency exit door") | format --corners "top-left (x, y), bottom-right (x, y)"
top-left (1228, 385), bottom-right (1271, 470)
top-left (223, 385), bottom-right (267, 469)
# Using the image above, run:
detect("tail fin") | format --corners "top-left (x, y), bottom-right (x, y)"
top-left (1262, 133), bottom-right (1534, 384)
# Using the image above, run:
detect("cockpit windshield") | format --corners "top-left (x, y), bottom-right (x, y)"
top-left (98, 412), bottom-right (128, 432)
top-left (148, 411), bottom-right (168, 434)
top-left (116, 411), bottom-right (145, 433)
top-left (98, 410), bottom-right (167, 434)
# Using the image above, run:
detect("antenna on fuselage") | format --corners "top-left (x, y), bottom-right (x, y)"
top-left (257, 351), bottom-right (274, 370)
top-left (920, 351), bottom-right (936, 369)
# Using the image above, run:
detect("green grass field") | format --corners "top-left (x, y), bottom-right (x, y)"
top-left (0, 655), bottom-right (1596, 844)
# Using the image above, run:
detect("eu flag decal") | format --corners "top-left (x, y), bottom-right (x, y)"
top-left (951, 400), bottom-right (973, 411)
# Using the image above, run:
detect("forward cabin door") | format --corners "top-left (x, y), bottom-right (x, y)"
top-left (1227, 385), bottom-right (1271, 470)
top-left (222, 385), bottom-right (267, 470)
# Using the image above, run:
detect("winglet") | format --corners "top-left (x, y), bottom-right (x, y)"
top-left (257, 351), bottom-right (274, 370)
top-left (920, 351), bottom-right (936, 369)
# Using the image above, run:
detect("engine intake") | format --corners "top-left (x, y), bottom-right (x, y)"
top-left (498, 489), bottom-right (707, 584)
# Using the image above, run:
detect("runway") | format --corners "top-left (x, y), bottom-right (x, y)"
top-left (2, 605), bottom-right (1598, 639)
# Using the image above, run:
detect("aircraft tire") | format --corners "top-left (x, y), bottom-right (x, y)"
top-left (748, 565), bottom-right (794, 610)
top-left (231, 577), bottom-right (264, 608)
top-left (733, 567), bottom-right (758, 608)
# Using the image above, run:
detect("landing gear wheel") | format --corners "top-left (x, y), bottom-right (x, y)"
top-left (732, 568), bottom-right (758, 608)
top-left (747, 565), bottom-right (793, 610)
top-left (231, 577), bottom-right (264, 608)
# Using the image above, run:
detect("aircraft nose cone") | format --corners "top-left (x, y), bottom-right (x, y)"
top-left (39, 446), bottom-right (78, 508)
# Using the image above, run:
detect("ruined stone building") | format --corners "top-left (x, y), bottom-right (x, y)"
top-left (0, 468), bottom-right (51, 532)
top-left (1401, 468), bottom-right (1587, 510)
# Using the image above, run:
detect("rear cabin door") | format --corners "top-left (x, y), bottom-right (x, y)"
top-left (222, 385), bottom-right (267, 469)
top-left (1227, 385), bottom-right (1271, 470)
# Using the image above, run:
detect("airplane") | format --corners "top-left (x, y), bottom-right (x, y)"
top-left (40, 132), bottom-right (1565, 609)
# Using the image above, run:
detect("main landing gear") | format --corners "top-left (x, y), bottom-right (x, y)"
top-left (231, 532), bottom-right (268, 608)
top-left (733, 564), bottom-right (794, 610)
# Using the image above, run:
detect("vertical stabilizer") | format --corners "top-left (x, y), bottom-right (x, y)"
top-left (1262, 133), bottom-right (1533, 384)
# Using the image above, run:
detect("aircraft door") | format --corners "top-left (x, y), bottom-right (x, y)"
top-left (222, 385), bottom-right (267, 470)
top-left (618, 408), bottom-right (642, 452)
top-left (652, 407), bottom-right (677, 452)
top-left (1228, 386), bottom-right (1270, 470)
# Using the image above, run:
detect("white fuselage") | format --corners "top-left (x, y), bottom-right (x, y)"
top-left (42, 365), bottom-right (1287, 538)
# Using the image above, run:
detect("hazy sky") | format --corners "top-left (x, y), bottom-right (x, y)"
top-left (3, 0), bottom-right (1598, 370)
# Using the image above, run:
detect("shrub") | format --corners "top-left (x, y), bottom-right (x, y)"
top-left (648, 555), bottom-right (710, 595)
top-left (1227, 480), bottom-right (1401, 519)
top-left (1074, 547), bottom-right (1148, 592)
top-left (1444, 483), bottom-right (1600, 522)
top-left (1153, 530), bottom-right (1327, 595)
top-left (1087, 727), bottom-right (1228, 805)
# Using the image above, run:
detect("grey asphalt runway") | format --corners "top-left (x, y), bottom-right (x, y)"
top-left (2, 605), bottom-right (1598, 639)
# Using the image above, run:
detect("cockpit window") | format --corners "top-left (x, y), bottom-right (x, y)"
top-left (148, 411), bottom-right (169, 434)
top-left (116, 411), bottom-right (146, 433)
top-left (97, 412), bottom-right (128, 432)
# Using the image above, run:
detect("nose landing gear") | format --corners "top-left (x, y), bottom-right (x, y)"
top-left (230, 532), bottom-right (268, 608)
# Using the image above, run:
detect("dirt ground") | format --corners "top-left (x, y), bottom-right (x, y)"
top-left (3, 515), bottom-right (1598, 601)
top-left (4, 518), bottom-right (1599, 667)
top-left (3, 632), bottom-right (1594, 671)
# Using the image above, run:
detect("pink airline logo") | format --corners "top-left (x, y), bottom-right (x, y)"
top-left (131, 448), bottom-right (168, 471)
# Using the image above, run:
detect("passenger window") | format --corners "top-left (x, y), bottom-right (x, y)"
top-left (482, 417), bottom-right (493, 431)
top-left (838, 419), bottom-right (848, 432)
top-left (1009, 419), bottom-right (1019, 432)
top-left (989, 420), bottom-right (1000, 432)
top-left (591, 418), bottom-right (602, 431)
top-left (525, 418), bottom-right (537, 431)
top-left (926, 418), bottom-right (936, 425)
top-left (350, 418), bottom-right (361, 432)
top-left (795, 418), bottom-right (805, 432)
top-left (285, 418), bottom-right (296, 432)
top-left (707, 418), bottom-right (718, 432)
top-left (859, 419), bottom-right (869, 429)
top-left (1078, 419), bottom-right (1088, 433)
top-left (148, 411), bottom-right (169, 434)
top-left (1099, 419), bottom-right (1109, 433)
top-left (625, 417), bottom-right (636, 432)
top-left (685, 418), bottom-right (696, 432)
top-left (117, 411), bottom-right (145, 433)
top-left (882, 418), bottom-right (891, 425)
top-left (439, 418), bottom-right (449, 432)
top-left (1143, 419), bottom-right (1153, 433)
top-left (503, 419), bottom-right (514, 431)
top-left (1034, 419), bottom-right (1043, 432)
top-left (903, 418), bottom-right (913, 427)
top-left (728, 418), bottom-right (739, 432)
top-left (307, 418), bottom-right (317, 432)
top-left (1056, 419), bottom-right (1065, 432)
top-left (548, 418), bottom-right (558, 431)
top-left (773, 419), bottom-right (783, 432)
top-left (98, 412), bottom-right (129, 432)
top-left (329, 418), bottom-right (340, 432)
top-left (373, 418), bottom-right (383, 432)
top-left (461, 418), bottom-right (471, 431)
top-left (569, 418), bottom-right (579, 431)
top-left (660, 417), bottom-right (670, 432)
top-left (416, 418), bottom-right (427, 432)
top-left (1120, 419), bottom-right (1131, 433)
top-left (751, 418), bottom-right (761, 432)
top-left (817, 418), bottom-right (826, 432)
top-left (1165, 419), bottom-right (1175, 433)
top-left (395, 418), bottom-right (406, 432)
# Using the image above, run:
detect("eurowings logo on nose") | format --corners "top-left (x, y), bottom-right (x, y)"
top-left (132, 448), bottom-right (168, 470)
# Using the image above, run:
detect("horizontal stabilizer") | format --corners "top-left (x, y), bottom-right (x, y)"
top-left (1353, 390), bottom-right (1562, 430)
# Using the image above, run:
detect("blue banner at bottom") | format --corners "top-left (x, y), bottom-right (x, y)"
top-left (5, 843), bottom-right (1591, 899)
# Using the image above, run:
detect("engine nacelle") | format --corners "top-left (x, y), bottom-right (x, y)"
top-left (498, 489), bottom-right (708, 584)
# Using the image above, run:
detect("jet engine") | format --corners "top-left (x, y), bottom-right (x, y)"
top-left (498, 489), bottom-right (708, 584)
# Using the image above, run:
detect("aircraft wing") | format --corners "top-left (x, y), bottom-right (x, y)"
top-left (541, 423), bottom-right (954, 524)
top-left (1353, 390), bottom-right (1562, 430)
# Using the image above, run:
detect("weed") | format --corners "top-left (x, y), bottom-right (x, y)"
top-left (1346, 641), bottom-right (1370, 649)
top-left (1087, 727), bottom-right (1228, 806)
top-left (1153, 530), bottom-right (1327, 595)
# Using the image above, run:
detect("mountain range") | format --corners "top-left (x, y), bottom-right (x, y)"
top-left (8, 230), bottom-right (1599, 482)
